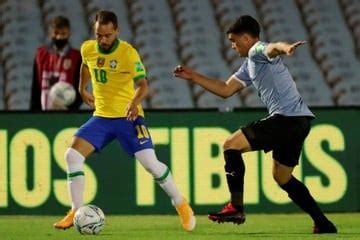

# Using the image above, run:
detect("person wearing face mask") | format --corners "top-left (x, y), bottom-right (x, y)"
top-left (31, 15), bottom-right (83, 111)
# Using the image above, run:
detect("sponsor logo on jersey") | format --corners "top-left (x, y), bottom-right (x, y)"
top-left (97, 57), bottom-right (105, 68)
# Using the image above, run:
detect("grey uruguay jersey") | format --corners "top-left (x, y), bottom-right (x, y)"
top-left (233, 41), bottom-right (314, 117)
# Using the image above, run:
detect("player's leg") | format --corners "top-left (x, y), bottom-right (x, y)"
top-left (54, 137), bottom-right (95, 229)
top-left (135, 149), bottom-right (195, 231)
top-left (66, 137), bottom-right (95, 210)
top-left (209, 116), bottom-right (279, 224)
top-left (208, 129), bottom-right (250, 224)
top-left (54, 117), bottom-right (114, 230)
top-left (274, 160), bottom-right (337, 234)
top-left (116, 117), bottom-right (195, 231)
top-left (223, 129), bottom-right (251, 210)
top-left (272, 115), bottom-right (337, 233)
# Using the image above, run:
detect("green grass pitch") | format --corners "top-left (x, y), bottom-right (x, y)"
top-left (0, 213), bottom-right (359, 239)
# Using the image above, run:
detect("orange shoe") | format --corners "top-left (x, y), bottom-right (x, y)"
top-left (175, 198), bottom-right (196, 232)
top-left (53, 209), bottom-right (75, 229)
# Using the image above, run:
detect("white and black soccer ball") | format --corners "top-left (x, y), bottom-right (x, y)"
top-left (49, 81), bottom-right (76, 107)
top-left (74, 205), bottom-right (105, 235)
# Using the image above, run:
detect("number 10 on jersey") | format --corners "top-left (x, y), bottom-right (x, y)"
top-left (94, 69), bottom-right (107, 83)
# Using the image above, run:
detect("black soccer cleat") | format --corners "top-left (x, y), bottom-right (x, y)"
top-left (313, 221), bottom-right (337, 234)
top-left (208, 203), bottom-right (246, 225)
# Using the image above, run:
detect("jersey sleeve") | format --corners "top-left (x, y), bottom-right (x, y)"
top-left (249, 41), bottom-right (278, 63)
top-left (129, 47), bottom-right (146, 81)
top-left (232, 61), bottom-right (252, 87)
top-left (80, 42), bottom-right (88, 65)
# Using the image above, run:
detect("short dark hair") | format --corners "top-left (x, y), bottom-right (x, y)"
top-left (94, 10), bottom-right (118, 29)
top-left (50, 16), bottom-right (70, 29)
top-left (226, 15), bottom-right (260, 37)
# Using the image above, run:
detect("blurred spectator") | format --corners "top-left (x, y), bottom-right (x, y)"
top-left (30, 16), bottom-right (82, 111)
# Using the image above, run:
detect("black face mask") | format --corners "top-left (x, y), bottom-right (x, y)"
top-left (52, 38), bottom-right (68, 49)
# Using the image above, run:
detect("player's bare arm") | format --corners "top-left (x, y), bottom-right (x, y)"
top-left (266, 41), bottom-right (306, 58)
top-left (126, 77), bottom-right (148, 121)
top-left (173, 65), bottom-right (244, 98)
top-left (79, 63), bottom-right (95, 108)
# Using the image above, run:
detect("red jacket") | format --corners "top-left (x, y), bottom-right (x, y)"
top-left (31, 44), bottom-right (82, 110)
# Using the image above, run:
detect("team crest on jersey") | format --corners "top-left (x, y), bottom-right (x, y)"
top-left (110, 59), bottom-right (117, 69)
top-left (63, 59), bottom-right (72, 70)
top-left (97, 57), bottom-right (105, 67)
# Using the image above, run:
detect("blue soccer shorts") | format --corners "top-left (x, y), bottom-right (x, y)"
top-left (75, 116), bottom-right (154, 156)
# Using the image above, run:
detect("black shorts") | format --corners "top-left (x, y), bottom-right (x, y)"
top-left (241, 114), bottom-right (313, 167)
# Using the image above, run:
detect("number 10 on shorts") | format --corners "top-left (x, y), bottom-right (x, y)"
top-left (135, 125), bottom-right (150, 139)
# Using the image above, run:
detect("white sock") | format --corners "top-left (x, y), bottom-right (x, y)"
top-left (135, 149), bottom-right (183, 205)
top-left (65, 148), bottom-right (85, 210)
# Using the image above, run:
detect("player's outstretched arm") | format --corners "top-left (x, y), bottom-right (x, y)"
top-left (266, 41), bottom-right (306, 58)
top-left (173, 65), bottom-right (243, 98)
top-left (79, 63), bottom-right (95, 108)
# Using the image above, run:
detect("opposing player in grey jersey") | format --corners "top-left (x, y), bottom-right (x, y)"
top-left (174, 15), bottom-right (336, 234)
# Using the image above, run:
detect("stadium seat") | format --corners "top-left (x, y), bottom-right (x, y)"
top-left (0, 64), bottom-right (4, 109)
top-left (243, 91), bottom-right (264, 108)
top-left (149, 77), bottom-right (195, 108)
top-left (1, 0), bottom-right (360, 109)
top-left (297, 0), bottom-right (360, 106)
top-left (127, 0), bottom-right (194, 108)
top-left (85, 0), bottom-right (132, 41)
top-left (0, 0), bottom-right (43, 110)
top-left (337, 92), bottom-right (360, 106)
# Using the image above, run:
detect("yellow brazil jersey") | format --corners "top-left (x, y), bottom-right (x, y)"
top-left (81, 39), bottom-right (146, 118)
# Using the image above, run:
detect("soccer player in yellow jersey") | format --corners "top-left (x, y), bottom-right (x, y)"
top-left (53, 10), bottom-right (195, 232)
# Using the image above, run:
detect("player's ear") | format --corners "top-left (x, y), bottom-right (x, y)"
top-left (243, 33), bottom-right (250, 41)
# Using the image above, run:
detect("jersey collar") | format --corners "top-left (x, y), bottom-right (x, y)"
top-left (96, 39), bottom-right (120, 54)
top-left (248, 41), bottom-right (261, 57)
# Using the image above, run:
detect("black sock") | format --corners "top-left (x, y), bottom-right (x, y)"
top-left (231, 192), bottom-right (244, 212)
top-left (280, 176), bottom-right (329, 225)
top-left (224, 149), bottom-right (245, 212)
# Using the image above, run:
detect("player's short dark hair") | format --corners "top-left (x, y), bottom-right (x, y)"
top-left (94, 10), bottom-right (118, 29)
top-left (226, 15), bottom-right (260, 38)
top-left (50, 16), bottom-right (70, 29)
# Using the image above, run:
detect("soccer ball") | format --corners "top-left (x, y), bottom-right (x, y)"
top-left (49, 81), bottom-right (76, 107)
top-left (74, 205), bottom-right (105, 235)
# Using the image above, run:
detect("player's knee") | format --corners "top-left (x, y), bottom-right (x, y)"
top-left (272, 172), bottom-right (281, 184)
top-left (135, 149), bottom-right (167, 178)
top-left (223, 137), bottom-right (235, 150)
top-left (144, 159), bottom-right (167, 178)
top-left (65, 148), bottom-right (85, 170)
top-left (272, 170), bottom-right (292, 185)
top-left (223, 135), bottom-right (249, 152)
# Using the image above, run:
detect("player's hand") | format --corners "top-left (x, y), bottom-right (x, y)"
top-left (286, 41), bottom-right (306, 56)
top-left (80, 90), bottom-right (95, 109)
top-left (173, 65), bottom-right (194, 81)
top-left (125, 101), bottom-right (139, 121)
